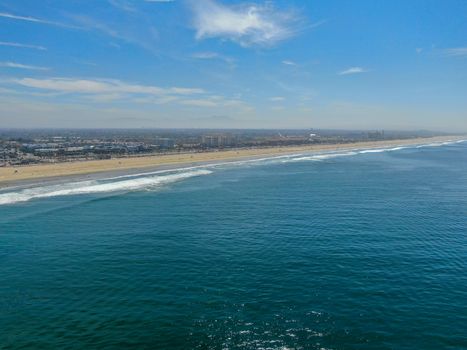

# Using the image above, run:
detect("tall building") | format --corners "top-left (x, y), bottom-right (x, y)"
top-left (201, 135), bottom-right (235, 148)
top-left (155, 138), bottom-right (175, 149)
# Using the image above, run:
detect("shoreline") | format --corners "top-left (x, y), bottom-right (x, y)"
top-left (0, 136), bottom-right (464, 188)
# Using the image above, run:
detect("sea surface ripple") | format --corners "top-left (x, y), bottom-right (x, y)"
top-left (0, 141), bottom-right (466, 349)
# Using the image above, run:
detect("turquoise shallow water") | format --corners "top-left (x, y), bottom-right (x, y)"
top-left (1, 142), bottom-right (467, 349)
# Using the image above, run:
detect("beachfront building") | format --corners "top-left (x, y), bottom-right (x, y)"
top-left (201, 134), bottom-right (235, 148)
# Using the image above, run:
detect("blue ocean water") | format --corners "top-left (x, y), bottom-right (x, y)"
top-left (1, 141), bottom-right (466, 349)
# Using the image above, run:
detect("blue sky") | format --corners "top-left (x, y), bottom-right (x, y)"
top-left (0, 0), bottom-right (466, 131)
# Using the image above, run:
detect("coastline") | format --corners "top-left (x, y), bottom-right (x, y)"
top-left (0, 136), bottom-right (463, 188)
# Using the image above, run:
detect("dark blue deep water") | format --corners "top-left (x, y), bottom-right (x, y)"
top-left (1, 142), bottom-right (466, 349)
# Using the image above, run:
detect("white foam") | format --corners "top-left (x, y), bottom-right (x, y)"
top-left (287, 151), bottom-right (358, 162)
top-left (283, 140), bottom-right (465, 164)
top-left (285, 146), bottom-right (408, 163)
top-left (219, 153), bottom-right (303, 166)
top-left (416, 142), bottom-right (451, 148)
top-left (106, 153), bottom-right (305, 181)
top-left (92, 140), bottom-right (467, 177)
top-left (358, 146), bottom-right (407, 154)
top-left (416, 139), bottom-right (466, 148)
top-left (2, 139), bottom-right (464, 205)
top-left (0, 169), bottom-right (212, 205)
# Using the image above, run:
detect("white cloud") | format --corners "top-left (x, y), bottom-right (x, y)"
top-left (190, 0), bottom-right (299, 47)
top-left (222, 99), bottom-right (253, 110)
top-left (443, 47), bottom-right (467, 57)
top-left (0, 12), bottom-right (76, 29)
top-left (415, 48), bottom-right (423, 54)
top-left (131, 95), bottom-right (180, 104)
top-left (0, 62), bottom-right (50, 71)
top-left (282, 60), bottom-right (296, 66)
top-left (179, 96), bottom-right (253, 110)
top-left (68, 14), bottom-right (159, 54)
top-left (0, 41), bottom-right (46, 50)
top-left (338, 67), bottom-right (368, 75)
top-left (269, 96), bottom-right (284, 102)
top-left (0, 12), bottom-right (46, 23)
top-left (144, 0), bottom-right (174, 2)
top-left (181, 99), bottom-right (218, 107)
top-left (192, 52), bottom-right (220, 59)
top-left (9, 77), bottom-right (204, 96)
top-left (170, 87), bottom-right (204, 94)
top-left (108, 0), bottom-right (137, 13)
top-left (4, 76), bottom-right (253, 110)
top-left (192, 51), bottom-right (236, 67)
top-left (85, 93), bottom-right (126, 103)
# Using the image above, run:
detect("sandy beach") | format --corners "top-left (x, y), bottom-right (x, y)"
top-left (0, 136), bottom-right (463, 186)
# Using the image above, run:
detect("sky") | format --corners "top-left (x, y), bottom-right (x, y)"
top-left (0, 0), bottom-right (466, 131)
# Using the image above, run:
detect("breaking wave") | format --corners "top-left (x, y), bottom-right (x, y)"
top-left (280, 139), bottom-right (466, 164)
top-left (416, 139), bottom-right (466, 148)
top-left (286, 151), bottom-right (359, 162)
top-left (283, 146), bottom-right (410, 163)
top-left (359, 146), bottom-right (408, 154)
top-left (0, 139), bottom-right (465, 206)
top-left (0, 169), bottom-right (212, 205)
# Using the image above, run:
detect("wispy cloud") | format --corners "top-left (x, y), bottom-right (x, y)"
top-left (0, 12), bottom-right (47, 23)
top-left (2, 76), bottom-right (253, 110)
top-left (442, 47), bottom-right (467, 57)
top-left (192, 52), bottom-right (219, 59)
top-left (109, 0), bottom-right (174, 15)
top-left (282, 60), bottom-right (297, 66)
top-left (1, 8), bottom-right (156, 53)
top-left (192, 51), bottom-right (236, 67)
top-left (131, 95), bottom-right (180, 104)
top-left (0, 62), bottom-right (50, 71)
top-left (0, 41), bottom-right (46, 50)
top-left (269, 96), bottom-right (284, 101)
top-left (181, 99), bottom-right (218, 107)
top-left (9, 77), bottom-right (203, 95)
top-left (180, 97), bottom-right (253, 111)
top-left (67, 14), bottom-right (160, 54)
top-left (0, 12), bottom-right (76, 29)
top-left (338, 67), bottom-right (369, 75)
top-left (190, 0), bottom-right (300, 47)
top-left (108, 0), bottom-right (137, 13)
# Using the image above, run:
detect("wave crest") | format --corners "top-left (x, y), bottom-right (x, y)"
top-left (0, 169), bottom-right (212, 205)
top-left (0, 139), bottom-right (464, 205)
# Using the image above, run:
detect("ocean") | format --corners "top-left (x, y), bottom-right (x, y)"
top-left (0, 140), bottom-right (466, 349)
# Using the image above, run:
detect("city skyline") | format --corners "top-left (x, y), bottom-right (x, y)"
top-left (1, 0), bottom-right (466, 131)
